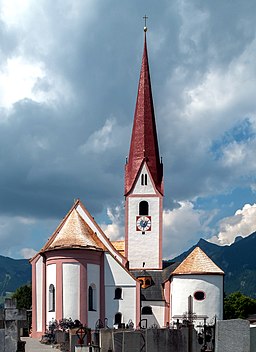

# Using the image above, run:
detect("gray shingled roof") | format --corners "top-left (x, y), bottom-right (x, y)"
top-left (130, 262), bottom-right (180, 301)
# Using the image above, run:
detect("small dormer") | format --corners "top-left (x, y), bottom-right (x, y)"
top-left (138, 276), bottom-right (152, 289)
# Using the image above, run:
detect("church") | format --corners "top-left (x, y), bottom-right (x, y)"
top-left (30, 28), bottom-right (224, 338)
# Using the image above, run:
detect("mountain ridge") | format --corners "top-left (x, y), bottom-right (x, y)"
top-left (168, 231), bottom-right (256, 298)
top-left (1, 231), bottom-right (256, 298)
top-left (0, 256), bottom-right (31, 305)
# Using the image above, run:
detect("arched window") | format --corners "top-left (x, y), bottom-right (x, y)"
top-left (139, 201), bottom-right (149, 215)
top-left (142, 306), bottom-right (152, 315)
top-left (49, 284), bottom-right (55, 312)
top-left (114, 287), bottom-right (122, 299)
top-left (88, 284), bottom-right (96, 311)
top-left (114, 312), bottom-right (122, 325)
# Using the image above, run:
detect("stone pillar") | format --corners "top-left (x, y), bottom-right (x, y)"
top-left (4, 298), bottom-right (27, 352)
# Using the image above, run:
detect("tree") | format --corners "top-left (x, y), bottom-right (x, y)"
top-left (12, 284), bottom-right (32, 310)
top-left (224, 291), bottom-right (256, 319)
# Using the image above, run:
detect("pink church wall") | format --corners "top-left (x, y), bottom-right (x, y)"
top-left (136, 281), bottom-right (141, 328)
top-left (32, 248), bottom-right (105, 337)
top-left (159, 196), bottom-right (163, 270)
top-left (31, 255), bottom-right (39, 338)
top-left (164, 280), bottom-right (170, 325)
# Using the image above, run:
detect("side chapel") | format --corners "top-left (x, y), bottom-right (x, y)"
top-left (30, 27), bottom-right (224, 338)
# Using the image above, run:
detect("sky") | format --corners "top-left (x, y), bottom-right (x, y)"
top-left (1, 0), bottom-right (256, 260)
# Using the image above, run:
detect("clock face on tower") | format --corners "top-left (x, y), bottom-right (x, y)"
top-left (136, 216), bottom-right (151, 231)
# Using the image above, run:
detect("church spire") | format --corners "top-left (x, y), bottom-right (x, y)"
top-left (125, 30), bottom-right (163, 195)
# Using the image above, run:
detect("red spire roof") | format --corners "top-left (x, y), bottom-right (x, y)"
top-left (125, 33), bottom-right (163, 195)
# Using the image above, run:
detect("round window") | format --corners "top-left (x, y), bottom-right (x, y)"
top-left (194, 291), bottom-right (205, 301)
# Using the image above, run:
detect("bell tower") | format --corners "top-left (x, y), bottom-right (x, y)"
top-left (124, 27), bottom-right (163, 270)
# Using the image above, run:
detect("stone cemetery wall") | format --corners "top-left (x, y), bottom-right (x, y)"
top-left (250, 326), bottom-right (256, 352)
top-left (215, 319), bottom-right (250, 352)
top-left (99, 327), bottom-right (201, 352)
top-left (0, 330), bottom-right (4, 352)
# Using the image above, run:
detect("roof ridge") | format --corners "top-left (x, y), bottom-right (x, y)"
top-left (172, 247), bottom-right (224, 275)
top-left (41, 205), bottom-right (105, 252)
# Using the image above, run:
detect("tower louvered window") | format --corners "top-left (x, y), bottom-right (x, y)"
top-left (141, 174), bottom-right (148, 185)
top-left (139, 201), bottom-right (149, 215)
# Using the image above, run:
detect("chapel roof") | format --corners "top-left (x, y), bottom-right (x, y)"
top-left (172, 247), bottom-right (224, 275)
top-left (41, 206), bottom-right (106, 252)
top-left (125, 32), bottom-right (163, 195)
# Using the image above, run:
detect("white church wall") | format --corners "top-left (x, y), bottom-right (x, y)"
top-left (171, 275), bottom-right (223, 324)
top-left (141, 301), bottom-right (165, 328)
top-left (63, 263), bottom-right (80, 320)
top-left (87, 263), bottom-right (100, 328)
top-left (46, 263), bottom-right (56, 325)
top-left (36, 256), bottom-right (43, 332)
top-left (133, 164), bottom-right (156, 194)
top-left (127, 196), bottom-right (160, 268)
top-left (104, 253), bottom-right (137, 327)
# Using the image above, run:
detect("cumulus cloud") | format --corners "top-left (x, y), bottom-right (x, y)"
top-left (220, 139), bottom-right (256, 174)
top-left (0, 55), bottom-right (74, 111)
top-left (0, 214), bottom-right (58, 258)
top-left (178, 1), bottom-right (210, 56)
top-left (100, 205), bottom-right (124, 241)
top-left (162, 201), bottom-right (217, 258)
top-left (209, 203), bottom-right (256, 246)
top-left (1, 0), bottom-right (31, 27)
top-left (184, 37), bottom-right (256, 122)
top-left (80, 118), bottom-right (118, 153)
top-left (0, 57), bottom-right (44, 109)
top-left (20, 247), bottom-right (37, 259)
top-left (160, 3), bottom-right (256, 203)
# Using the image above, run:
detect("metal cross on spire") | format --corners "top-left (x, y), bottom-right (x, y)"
top-left (143, 14), bottom-right (148, 32)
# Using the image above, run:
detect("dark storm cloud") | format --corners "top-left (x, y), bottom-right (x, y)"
top-left (0, 99), bottom-right (128, 218)
top-left (0, 1), bottom-right (176, 219)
